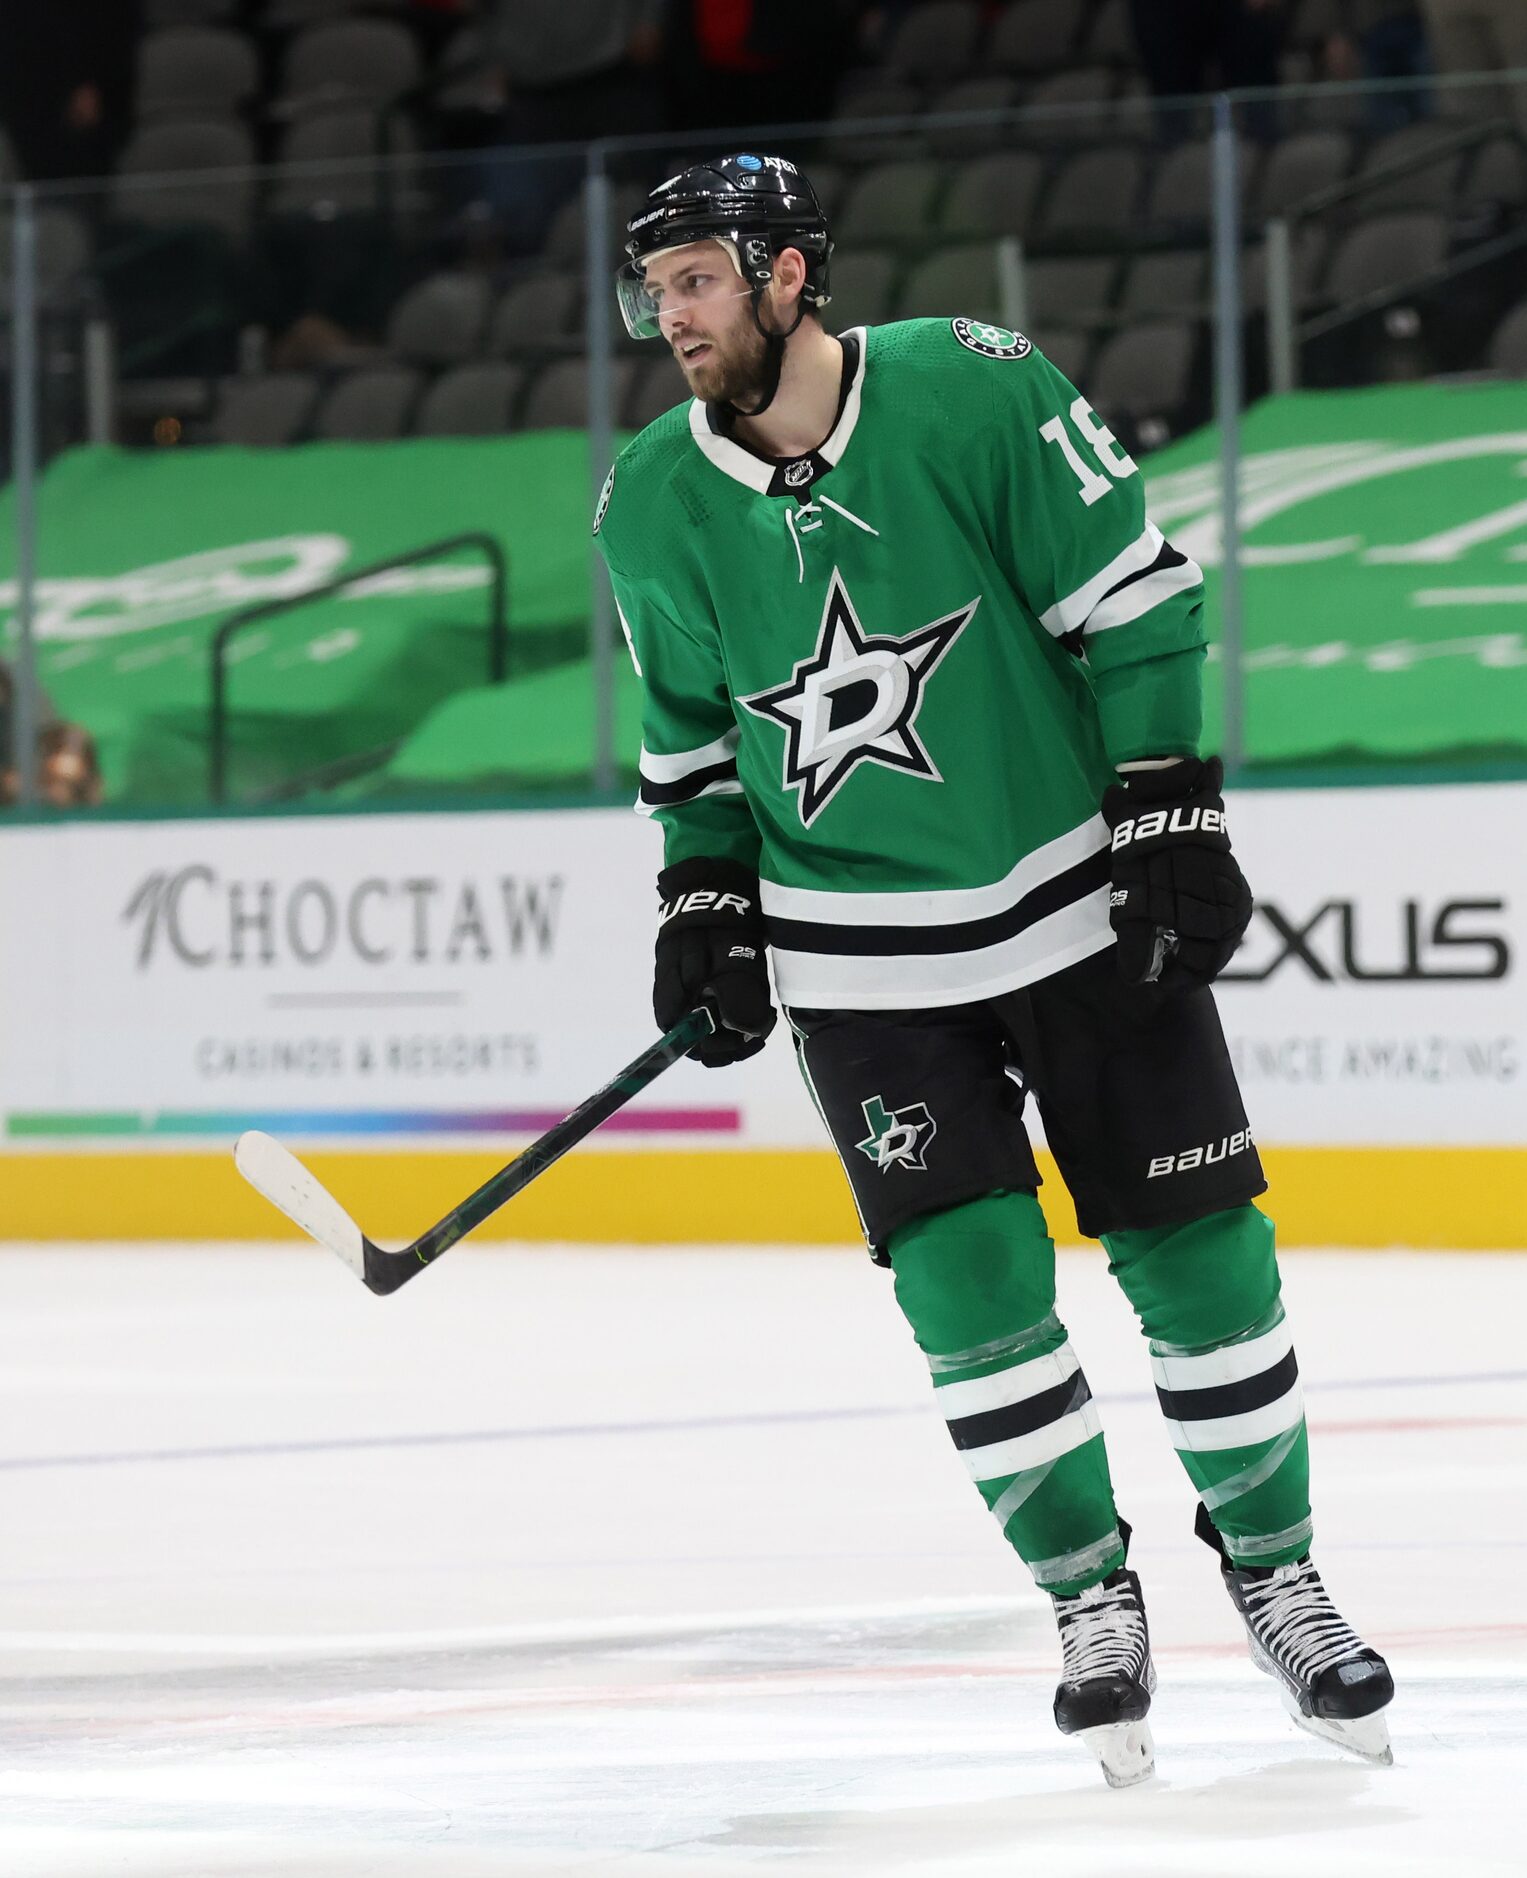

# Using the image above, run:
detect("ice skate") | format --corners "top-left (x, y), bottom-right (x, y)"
top-left (1196, 1504), bottom-right (1394, 1766)
top-left (1049, 1536), bottom-right (1157, 1789)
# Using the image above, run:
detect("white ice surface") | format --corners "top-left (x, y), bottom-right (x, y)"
top-left (1, 1242), bottom-right (1525, 1876)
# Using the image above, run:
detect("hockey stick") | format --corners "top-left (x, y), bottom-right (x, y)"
top-left (232, 1007), bottom-right (716, 1296)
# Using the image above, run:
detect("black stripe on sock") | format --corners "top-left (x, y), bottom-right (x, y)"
top-left (946, 1369), bottom-right (1093, 1452)
top-left (1155, 1348), bottom-right (1299, 1425)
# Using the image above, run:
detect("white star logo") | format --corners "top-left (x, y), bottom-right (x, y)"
top-left (739, 570), bottom-right (979, 828)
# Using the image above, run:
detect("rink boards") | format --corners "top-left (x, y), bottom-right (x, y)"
top-left (0, 782), bottom-right (1521, 1247)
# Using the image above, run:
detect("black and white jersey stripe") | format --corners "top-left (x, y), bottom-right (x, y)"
top-left (636, 726), bottom-right (743, 814)
top-left (765, 814), bottom-right (1113, 1008)
top-left (1040, 521), bottom-right (1203, 647)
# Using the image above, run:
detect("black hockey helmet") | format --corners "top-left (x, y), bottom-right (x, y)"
top-left (616, 152), bottom-right (833, 343)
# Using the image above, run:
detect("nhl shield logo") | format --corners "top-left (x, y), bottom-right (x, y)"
top-left (951, 317), bottom-right (1032, 360)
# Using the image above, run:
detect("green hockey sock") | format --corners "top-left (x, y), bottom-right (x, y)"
top-left (1104, 1206), bottom-right (1312, 1567)
top-left (889, 1190), bottom-right (1124, 1594)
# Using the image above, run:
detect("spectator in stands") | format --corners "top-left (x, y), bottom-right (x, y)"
top-left (662, 1), bottom-right (859, 136)
top-left (1419, 0), bottom-right (1527, 122)
top-left (1127, 0), bottom-right (1288, 138)
top-left (32, 725), bottom-right (104, 810)
top-left (0, 665), bottom-right (101, 810)
top-left (268, 313), bottom-right (361, 373)
top-left (405, 0), bottom-right (475, 63)
top-left (1322, 3), bottom-right (1432, 130)
top-left (0, 0), bottom-right (140, 182)
top-left (471, 0), bottom-right (665, 250)
top-left (854, 5), bottom-right (916, 61)
top-left (491, 0), bottom-right (666, 146)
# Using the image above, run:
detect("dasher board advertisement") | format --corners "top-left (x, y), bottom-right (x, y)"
top-left (0, 783), bottom-right (1520, 1153)
top-left (1214, 782), bottom-right (1522, 1146)
top-left (0, 805), bottom-right (807, 1148)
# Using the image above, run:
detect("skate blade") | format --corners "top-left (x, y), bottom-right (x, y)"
top-left (1280, 1690), bottom-right (1394, 1766)
top-left (1076, 1717), bottom-right (1156, 1788)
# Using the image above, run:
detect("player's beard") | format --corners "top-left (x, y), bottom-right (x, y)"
top-left (677, 316), bottom-right (770, 407)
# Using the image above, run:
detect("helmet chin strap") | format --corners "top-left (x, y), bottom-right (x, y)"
top-left (720, 291), bottom-right (807, 422)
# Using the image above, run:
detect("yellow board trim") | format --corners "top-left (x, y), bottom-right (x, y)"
top-left (0, 1147), bottom-right (1522, 1248)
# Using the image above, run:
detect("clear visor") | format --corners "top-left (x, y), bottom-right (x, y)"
top-left (616, 242), bottom-right (753, 340)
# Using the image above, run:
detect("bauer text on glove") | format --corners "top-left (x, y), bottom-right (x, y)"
top-left (654, 857), bottom-right (776, 1066)
top-left (1100, 756), bottom-right (1253, 988)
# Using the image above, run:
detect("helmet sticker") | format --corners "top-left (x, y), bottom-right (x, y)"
top-left (951, 317), bottom-right (1033, 360)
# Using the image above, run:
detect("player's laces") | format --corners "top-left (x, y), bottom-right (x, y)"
top-left (1055, 1575), bottom-right (1149, 1684)
top-left (1237, 1558), bottom-right (1367, 1680)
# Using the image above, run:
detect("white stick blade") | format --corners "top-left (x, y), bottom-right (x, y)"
top-left (234, 1130), bottom-right (367, 1279)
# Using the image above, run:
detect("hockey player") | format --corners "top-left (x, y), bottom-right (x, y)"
top-left (595, 152), bottom-right (1394, 1786)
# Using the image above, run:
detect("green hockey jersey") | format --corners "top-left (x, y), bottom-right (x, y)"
top-left (595, 317), bottom-right (1208, 1010)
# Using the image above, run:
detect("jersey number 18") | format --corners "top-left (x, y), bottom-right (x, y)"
top-left (1040, 398), bottom-right (1139, 507)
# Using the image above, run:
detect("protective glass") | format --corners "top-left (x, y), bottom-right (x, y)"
top-left (615, 259), bottom-right (752, 341)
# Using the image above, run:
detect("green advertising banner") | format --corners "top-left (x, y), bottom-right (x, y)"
top-left (0, 380), bottom-right (1523, 810)
top-left (1146, 380), bottom-right (1527, 770)
top-left (0, 433), bottom-right (608, 805)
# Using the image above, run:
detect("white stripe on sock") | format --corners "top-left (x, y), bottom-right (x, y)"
top-left (961, 1398), bottom-right (1103, 1484)
top-left (933, 1341), bottom-right (1080, 1421)
top-left (1151, 1315), bottom-right (1294, 1395)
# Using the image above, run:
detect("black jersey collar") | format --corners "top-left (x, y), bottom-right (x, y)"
top-left (688, 329), bottom-right (867, 496)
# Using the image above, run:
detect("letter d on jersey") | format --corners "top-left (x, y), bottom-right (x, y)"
top-left (741, 569), bottom-right (978, 827)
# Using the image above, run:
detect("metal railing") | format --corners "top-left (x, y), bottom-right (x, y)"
top-left (8, 191), bottom-right (40, 809)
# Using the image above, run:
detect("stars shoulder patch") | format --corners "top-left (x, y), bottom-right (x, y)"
top-left (738, 568), bottom-right (979, 829)
top-left (951, 317), bottom-right (1032, 360)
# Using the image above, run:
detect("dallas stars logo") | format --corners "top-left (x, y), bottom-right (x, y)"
top-left (855, 1095), bottom-right (937, 1173)
top-left (951, 317), bottom-right (1032, 360)
top-left (739, 569), bottom-right (978, 828)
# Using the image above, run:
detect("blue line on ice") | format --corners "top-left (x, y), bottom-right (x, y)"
top-left (1, 1365), bottom-right (1524, 1474)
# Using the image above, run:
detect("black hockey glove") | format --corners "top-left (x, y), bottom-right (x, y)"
top-left (654, 857), bottom-right (776, 1067)
top-left (1100, 756), bottom-right (1253, 989)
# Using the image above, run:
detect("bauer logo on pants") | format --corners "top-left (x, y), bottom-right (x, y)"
top-left (856, 1094), bottom-right (937, 1172)
top-left (1147, 1129), bottom-right (1254, 1179)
